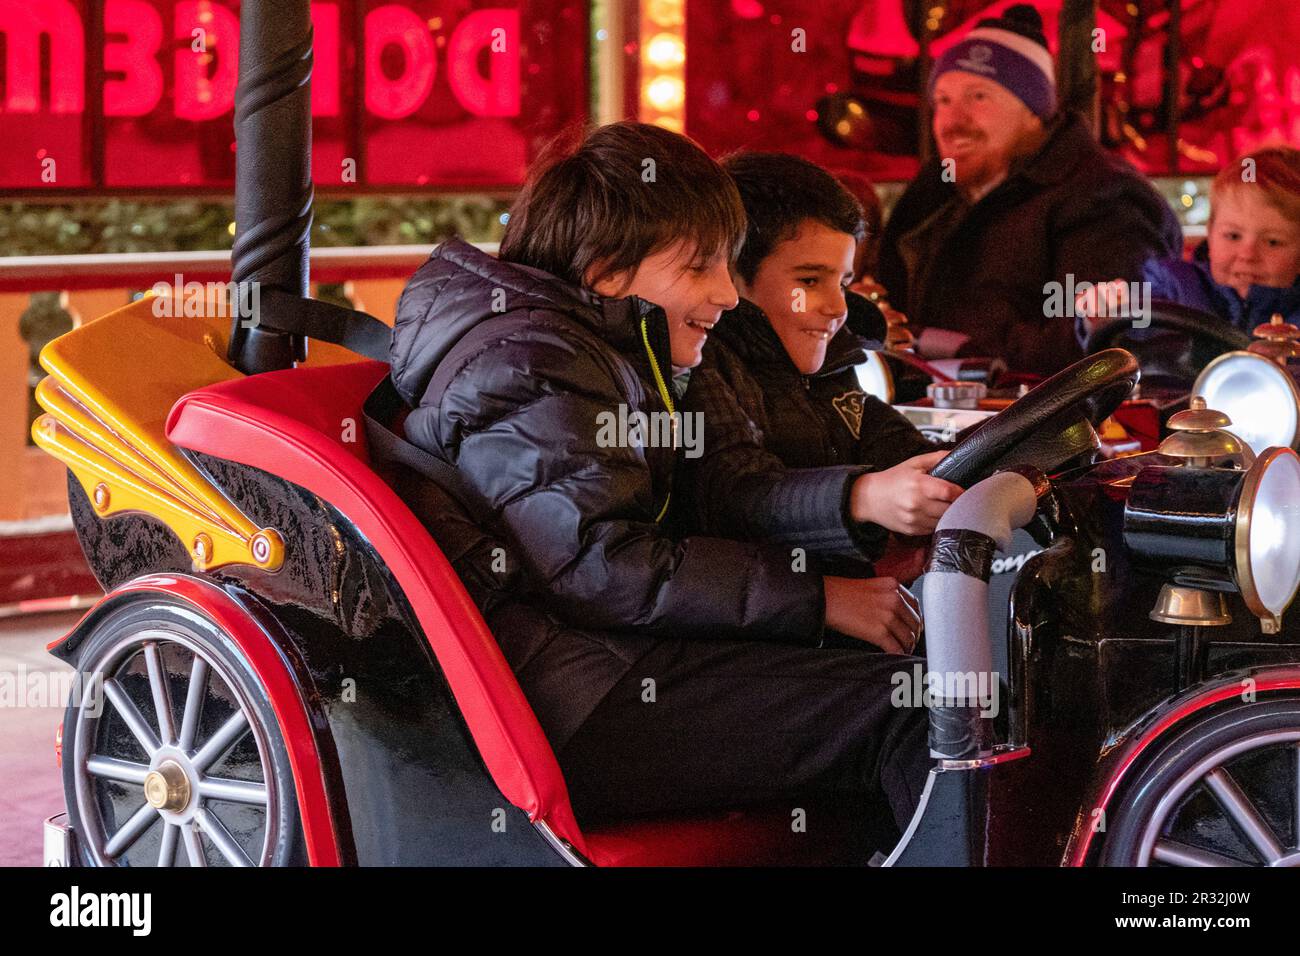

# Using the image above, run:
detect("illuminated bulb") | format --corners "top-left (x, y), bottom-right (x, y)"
top-left (646, 0), bottom-right (684, 28)
top-left (227, 221), bottom-right (237, 236)
top-left (646, 33), bottom-right (685, 69)
top-left (646, 76), bottom-right (685, 111)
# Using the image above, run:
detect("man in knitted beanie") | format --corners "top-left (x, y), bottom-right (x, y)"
top-left (878, 4), bottom-right (1183, 376)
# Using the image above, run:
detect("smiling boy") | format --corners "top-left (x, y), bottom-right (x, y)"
top-left (679, 151), bottom-right (961, 578)
top-left (391, 122), bottom-right (932, 834)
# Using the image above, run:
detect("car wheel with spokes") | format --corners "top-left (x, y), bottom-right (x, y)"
top-left (1100, 698), bottom-right (1300, 867)
top-left (62, 598), bottom-right (305, 866)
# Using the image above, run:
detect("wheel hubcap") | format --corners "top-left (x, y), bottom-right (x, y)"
top-left (143, 761), bottom-right (190, 812)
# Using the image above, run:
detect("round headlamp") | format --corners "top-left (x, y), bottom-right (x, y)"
top-left (855, 350), bottom-right (894, 404)
top-left (1193, 351), bottom-right (1300, 457)
top-left (1123, 447), bottom-right (1300, 632)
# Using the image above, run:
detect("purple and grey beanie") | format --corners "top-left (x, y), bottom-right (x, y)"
top-left (930, 3), bottom-right (1057, 122)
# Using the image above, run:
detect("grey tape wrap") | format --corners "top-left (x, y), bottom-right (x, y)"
top-left (923, 471), bottom-right (1039, 758)
top-left (928, 529), bottom-right (998, 581)
top-left (928, 704), bottom-right (995, 760)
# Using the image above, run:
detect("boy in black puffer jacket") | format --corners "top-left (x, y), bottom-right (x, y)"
top-left (390, 123), bottom-right (931, 833)
top-left (680, 152), bottom-right (961, 581)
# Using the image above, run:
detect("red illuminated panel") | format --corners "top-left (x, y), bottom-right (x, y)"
top-left (684, 0), bottom-right (921, 182)
top-left (1171, 0), bottom-right (1300, 172)
top-left (683, 0), bottom-right (1300, 180)
top-left (98, 0), bottom-right (352, 189)
top-left (360, 0), bottom-right (585, 188)
top-left (0, 0), bottom-right (586, 192)
top-left (0, 0), bottom-right (91, 188)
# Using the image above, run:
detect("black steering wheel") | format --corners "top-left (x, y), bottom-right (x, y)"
top-left (1084, 299), bottom-right (1251, 355)
top-left (931, 348), bottom-right (1140, 488)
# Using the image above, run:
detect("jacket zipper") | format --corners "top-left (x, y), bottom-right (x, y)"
top-left (639, 315), bottom-right (676, 523)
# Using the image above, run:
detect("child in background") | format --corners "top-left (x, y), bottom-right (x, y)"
top-left (1079, 146), bottom-right (1300, 334)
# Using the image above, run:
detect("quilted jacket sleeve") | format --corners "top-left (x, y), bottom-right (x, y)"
top-left (679, 345), bottom-right (873, 559)
top-left (404, 314), bottom-right (825, 644)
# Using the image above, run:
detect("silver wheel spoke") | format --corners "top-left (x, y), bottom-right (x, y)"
top-left (103, 679), bottom-right (161, 756)
top-left (1152, 839), bottom-right (1248, 867)
top-left (86, 756), bottom-right (151, 785)
top-left (1204, 767), bottom-right (1284, 863)
top-left (191, 709), bottom-right (249, 773)
top-left (195, 807), bottom-right (254, 867)
top-left (158, 822), bottom-right (178, 867)
top-left (181, 821), bottom-right (206, 867)
top-left (103, 802), bottom-right (159, 859)
top-left (199, 776), bottom-right (268, 806)
top-left (178, 655), bottom-right (209, 753)
top-left (143, 642), bottom-right (176, 746)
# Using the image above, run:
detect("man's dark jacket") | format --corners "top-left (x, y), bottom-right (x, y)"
top-left (678, 297), bottom-right (936, 569)
top-left (389, 239), bottom-right (830, 748)
top-left (878, 111), bottom-right (1183, 376)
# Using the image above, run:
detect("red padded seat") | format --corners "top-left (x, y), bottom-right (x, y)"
top-left (167, 360), bottom-right (880, 866)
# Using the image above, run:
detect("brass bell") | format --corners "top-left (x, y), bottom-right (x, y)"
top-left (1149, 583), bottom-right (1231, 627)
top-left (1247, 313), bottom-right (1300, 364)
top-left (1159, 396), bottom-right (1252, 467)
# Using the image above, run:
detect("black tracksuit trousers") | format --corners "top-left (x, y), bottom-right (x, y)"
top-left (555, 637), bottom-right (932, 836)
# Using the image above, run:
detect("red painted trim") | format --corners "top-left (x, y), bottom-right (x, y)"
top-left (52, 575), bottom-right (344, 867)
top-left (1066, 669), bottom-right (1300, 866)
top-left (164, 362), bottom-right (590, 858)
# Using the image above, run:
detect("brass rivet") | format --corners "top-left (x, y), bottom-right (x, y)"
top-left (92, 483), bottom-right (110, 512)
top-left (192, 533), bottom-right (212, 563)
top-left (249, 529), bottom-right (283, 569)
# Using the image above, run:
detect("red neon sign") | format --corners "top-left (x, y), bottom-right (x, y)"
top-left (0, 0), bottom-right (586, 191)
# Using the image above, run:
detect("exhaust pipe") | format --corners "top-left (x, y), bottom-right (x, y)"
top-left (922, 468), bottom-right (1042, 759)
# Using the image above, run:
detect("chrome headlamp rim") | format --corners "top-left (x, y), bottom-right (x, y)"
top-left (855, 350), bottom-right (895, 404)
top-left (1234, 445), bottom-right (1300, 629)
top-left (1194, 350), bottom-right (1300, 457)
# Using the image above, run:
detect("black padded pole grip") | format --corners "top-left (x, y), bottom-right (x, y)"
top-left (228, 0), bottom-right (314, 373)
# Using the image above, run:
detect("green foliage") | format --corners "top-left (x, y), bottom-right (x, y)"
top-left (0, 196), bottom-right (510, 256)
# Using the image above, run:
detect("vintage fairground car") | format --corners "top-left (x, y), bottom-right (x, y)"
top-left (34, 3), bottom-right (1300, 868)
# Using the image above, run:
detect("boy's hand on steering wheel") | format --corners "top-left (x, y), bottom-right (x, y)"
top-left (823, 576), bottom-right (922, 654)
top-left (850, 450), bottom-right (963, 536)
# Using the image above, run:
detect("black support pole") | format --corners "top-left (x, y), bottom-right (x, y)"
top-left (1057, 0), bottom-right (1099, 133)
top-left (227, 0), bottom-right (315, 374)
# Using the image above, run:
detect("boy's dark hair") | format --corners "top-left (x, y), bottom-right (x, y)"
top-left (723, 152), bottom-right (867, 283)
top-left (499, 121), bottom-right (746, 290)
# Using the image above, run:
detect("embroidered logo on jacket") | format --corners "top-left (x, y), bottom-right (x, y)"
top-left (831, 389), bottom-right (866, 439)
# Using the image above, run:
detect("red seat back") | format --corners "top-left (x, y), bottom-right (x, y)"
top-left (166, 360), bottom-right (592, 857)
